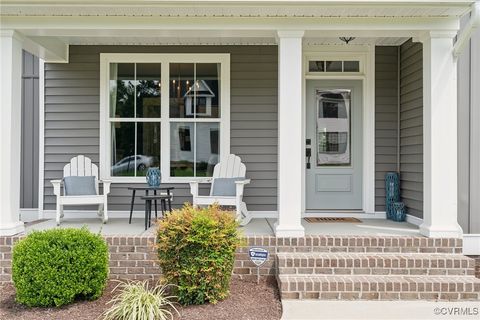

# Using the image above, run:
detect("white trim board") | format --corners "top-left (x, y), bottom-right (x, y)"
top-left (38, 59), bottom-right (45, 219)
top-left (463, 234), bottom-right (480, 255)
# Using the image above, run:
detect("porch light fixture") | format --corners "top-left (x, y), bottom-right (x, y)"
top-left (339, 37), bottom-right (356, 44)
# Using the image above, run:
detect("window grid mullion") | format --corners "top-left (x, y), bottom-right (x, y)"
top-left (134, 63), bottom-right (137, 177)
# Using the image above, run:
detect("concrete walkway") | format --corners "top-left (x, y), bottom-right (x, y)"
top-left (281, 300), bottom-right (480, 320)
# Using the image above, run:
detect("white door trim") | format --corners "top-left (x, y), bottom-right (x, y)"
top-left (302, 44), bottom-right (375, 214)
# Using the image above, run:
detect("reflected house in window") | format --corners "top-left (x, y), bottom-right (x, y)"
top-left (316, 89), bottom-right (351, 166)
top-left (184, 80), bottom-right (215, 117)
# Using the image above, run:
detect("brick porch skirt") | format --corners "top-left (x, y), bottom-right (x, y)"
top-left (0, 235), bottom-right (278, 283)
top-left (2, 235), bottom-right (478, 284)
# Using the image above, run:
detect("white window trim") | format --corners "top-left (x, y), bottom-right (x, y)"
top-left (99, 53), bottom-right (230, 183)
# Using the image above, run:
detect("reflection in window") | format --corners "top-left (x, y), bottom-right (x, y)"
top-left (316, 89), bottom-right (351, 166)
top-left (136, 123), bottom-right (161, 176)
top-left (178, 126), bottom-right (191, 151)
top-left (110, 63), bottom-right (135, 118)
top-left (308, 60), bottom-right (360, 73)
top-left (109, 62), bottom-right (161, 177)
top-left (170, 122), bottom-right (219, 177)
top-left (111, 122), bottom-right (135, 176)
top-left (343, 61), bottom-right (360, 72)
top-left (136, 63), bottom-right (161, 118)
top-left (325, 61), bottom-right (342, 72)
top-left (170, 63), bottom-right (220, 118)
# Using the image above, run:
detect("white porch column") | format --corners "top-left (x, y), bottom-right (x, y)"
top-left (275, 30), bottom-right (305, 237)
top-left (0, 30), bottom-right (25, 236)
top-left (419, 32), bottom-right (463, 238)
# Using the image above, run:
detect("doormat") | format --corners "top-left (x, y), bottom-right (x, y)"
top-left (304, 217), bottom-right (362, 223)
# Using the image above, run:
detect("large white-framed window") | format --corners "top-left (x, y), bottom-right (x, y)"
top-left (100, 53), bottom-right (230, 183)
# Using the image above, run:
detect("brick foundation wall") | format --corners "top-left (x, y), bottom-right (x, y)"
top-left (0, 235), bottom-right (278, 284)
top-left (467, 255), bottom-right (480, 279)
top-left (0, 235), bottom-right (467, 284)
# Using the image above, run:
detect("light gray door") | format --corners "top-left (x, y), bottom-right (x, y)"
top-left (306, 80), bottom-right (363, 210)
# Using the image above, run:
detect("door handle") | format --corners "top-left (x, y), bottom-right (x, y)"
top-left (306, 148), bottom-right (311, 169)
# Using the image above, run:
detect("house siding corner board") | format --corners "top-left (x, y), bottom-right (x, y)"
top-left (399, 40), bottom-right (424, 219)
top-left (374, 46), bottom-right (399, 212)
top-left (43, 45), bottom-right (278, 211)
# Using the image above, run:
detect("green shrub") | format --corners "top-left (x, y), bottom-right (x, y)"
top-left (156, 204), bottom-right (242, 305)
top-left (12, 227), bottom-right (109, 307)
top-left (103, 280), bottom-right (178, 320)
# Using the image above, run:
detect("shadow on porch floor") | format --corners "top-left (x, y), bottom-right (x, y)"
top-left (23, 217), bottom-right (420, 237)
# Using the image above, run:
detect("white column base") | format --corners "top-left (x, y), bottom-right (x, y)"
top-left (419, 223), bottom-right (463, 238)
top-left (275, 222), bottom-right (305, 237)
top-left (0, 221), bottom-right (25, 236)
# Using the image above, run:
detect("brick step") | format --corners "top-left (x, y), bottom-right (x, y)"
top-left (274, 236), bottom-right (461, 254)
top-left (277, 275), bottom-right (480, 300)
top-left (277, 253), bottom-right (475, 276)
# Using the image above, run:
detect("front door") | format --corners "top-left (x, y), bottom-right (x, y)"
top-left (306, 80), bottom-right (363, 210)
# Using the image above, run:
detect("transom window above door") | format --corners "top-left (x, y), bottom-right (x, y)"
top-left (308, 60), bottom-right (360, 73)
top-left (100, 54), bottom-right (230, 182)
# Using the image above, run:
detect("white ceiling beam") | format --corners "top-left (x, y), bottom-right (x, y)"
top-left (22, 36), bottom-right (69, 62)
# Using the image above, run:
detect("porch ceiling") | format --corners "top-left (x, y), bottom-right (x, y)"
top-left (0, 0), bottom-right (474, 18)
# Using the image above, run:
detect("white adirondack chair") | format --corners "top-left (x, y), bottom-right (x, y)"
top-left (189, 154), bottom-right (252, 226)
top-left (51, 155), bottom-right (111, 226)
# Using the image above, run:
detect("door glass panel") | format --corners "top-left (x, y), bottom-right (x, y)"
top-left (316, 89), bottom-right (351, 166)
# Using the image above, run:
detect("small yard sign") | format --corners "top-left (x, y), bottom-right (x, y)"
top-left (249, 247), bottom-right (269, 267)
top-left (249, 247), bottom-right (269, 284)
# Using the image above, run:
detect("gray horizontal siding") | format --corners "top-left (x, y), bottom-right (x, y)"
top-left (44, 45), bottom-right (278, 211)
top-left (21, 50), bottom-right (39, 209)
top-left (400, 39), bottom-right (423, 219)
top-left (375, 46), bottom-right (399, 212)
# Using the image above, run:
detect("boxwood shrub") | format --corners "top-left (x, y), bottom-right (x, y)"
top-left (12, 228), bottom-right (109, 307)
top-left (156, 204), bottom-right (242, 305)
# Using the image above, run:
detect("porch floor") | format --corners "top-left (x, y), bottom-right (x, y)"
top-left (24, 217), bottom-right (420, 237)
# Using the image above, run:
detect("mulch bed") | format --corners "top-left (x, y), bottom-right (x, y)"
top-left (0, 278), bottom-right (282, 320)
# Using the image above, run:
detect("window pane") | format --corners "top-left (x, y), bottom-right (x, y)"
top-left (316, 90), bottom-right (351, 166)
top-left (325, 61), bottom-right (342, 72)
top-left (137, 122), bottom-right (161, 177)
top-left (111, 122), bottom-right (135, 176)
top-left (169, 63), bottom-right (194, 118)
top-left (136, 63), bottom-right (161, 118)
top-left (194, 63), bottom-right (220, 118)
top-left (343, 61), bottom-right (360, 72)
top-left (110, 63), bottom-right (135, 118)
top-left (170, 122), bottom-right (195, 177)
top-left (309, 61), bottom-right (325, 72)
top-left (195, 123), bottom-right (219, 177)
